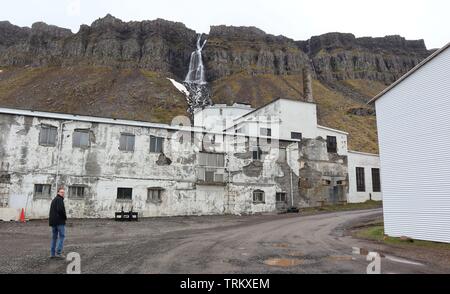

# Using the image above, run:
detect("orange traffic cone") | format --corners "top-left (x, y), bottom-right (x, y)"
top-left (19, 208), bottom-right (26, 223)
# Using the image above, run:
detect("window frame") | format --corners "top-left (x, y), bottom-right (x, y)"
top-left (150, 135), bottom-right (164, 153)
top-left (327, 136), bottom-right (338, 153)
top-left (253, 190), bottom-right (265, 204)
top-left (72, 129), bottom-right (91, 149)
top-left (260, 128), bottom-right (272, 137)
top-left (117, 187), bottom-right (133, 201)
top-left (119, 133), bottom-right (135, 152)
top-left (39, 125), bottom-right (58, 147)
top-left (276, 192), bottom-right (287, 203)
top-left (252, 146), bottom-right (262, 161)
top-left (291, 132), bottom-right (303, 140)
top-left (356, 167), bottom-right (366, 192)
top-left (69, 185), bottom-right (86, 199)
top-left (34, 184), bottom-right (52, 199)
top-left (372, 168), bottom-right (381, 193)
top-left (147, 188), bottom-right (163, 203)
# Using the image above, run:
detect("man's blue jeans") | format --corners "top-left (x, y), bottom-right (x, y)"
top-left (50, 225), bottom-right (65, 257)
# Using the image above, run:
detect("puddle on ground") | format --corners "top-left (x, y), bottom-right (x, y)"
top-left (328, 255), bottom-right (354, 261)
top-left (264, 258), bottom-right (304, 267)
top-left (287, 251), bottom-right (304, 257)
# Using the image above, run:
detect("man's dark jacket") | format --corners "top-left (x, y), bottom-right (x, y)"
top-left (49, 195), bottom-right (67, 227)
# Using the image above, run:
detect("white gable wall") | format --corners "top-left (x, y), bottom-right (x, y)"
top-left (375, 46), bottom-right (450, 243)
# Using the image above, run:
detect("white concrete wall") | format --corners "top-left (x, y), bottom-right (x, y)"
top-left (375, 46), bottom-right (450, 243)
top-left (347, 151), bottom-right (382, 203)
top-left (194, 105), bottom-right (254, 132)
top-left (316, 126), bottom-right (349, 156)
top-left (0, 112), bottom-right (297, 219)
top-left (279, 99), bottom-right (318, 140)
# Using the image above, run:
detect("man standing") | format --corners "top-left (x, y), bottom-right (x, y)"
top-left (49, 187), bottom-right (67, 259)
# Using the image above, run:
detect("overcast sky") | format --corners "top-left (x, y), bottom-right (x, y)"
top-left (0, 0), bottom-right (448, 49)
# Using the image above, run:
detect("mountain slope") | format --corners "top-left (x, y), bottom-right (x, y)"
top-left (0, 15), bottom-right (434, 153)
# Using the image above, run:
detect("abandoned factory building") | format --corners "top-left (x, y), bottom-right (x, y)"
top-left (0, 98), bottom-right (382, 220)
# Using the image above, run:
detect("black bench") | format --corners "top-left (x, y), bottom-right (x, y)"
top-left (115, 207), bottom-right (139, 222)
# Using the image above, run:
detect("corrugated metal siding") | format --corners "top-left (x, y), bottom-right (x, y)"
top-left (376, 47), bottom-right (450, 243)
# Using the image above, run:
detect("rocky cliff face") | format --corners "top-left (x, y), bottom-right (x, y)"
top-left (0, 15), bottom-right (434, 153)
top-left (204, 25), bottom-right (310, 81)
top-left (0, 15), bottom-right (431, 83)
top-left (303, 33), bottom-right (430, 83)
top-left (0, 15), bottom-right (198, 79)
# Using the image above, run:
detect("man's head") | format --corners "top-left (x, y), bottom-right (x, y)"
top-left (57, 188), bottom-right (65, 198)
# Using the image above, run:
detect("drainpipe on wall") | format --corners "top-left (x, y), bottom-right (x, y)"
top-left (290, 171), bottom-right (294, 207)
top-left (55, 121), bottom-right (74, 191)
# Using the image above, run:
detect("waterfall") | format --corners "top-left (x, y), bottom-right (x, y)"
top-left (185, 34), bottom-right (207, 85)
top-left (183, 33), bottom-right (212, 114)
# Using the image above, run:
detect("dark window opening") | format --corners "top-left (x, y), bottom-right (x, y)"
top-left (327, 136), bottom-right (337, 153)
top-left (69, 186), bottom-right (86, 198)
top-left (252, 147), bottom-right (262, 161)
top-left (39, 125), bottom-right (57, 146)
top-left (73, 130), bottom-right (90, 148)
top-left (260, 128), bottom-right (272, 137)
top-left (119, 134), bottom-right (135, 152)
top-left (147, 188), bottom-right (163, 203)
top-left (117, 188), bottom-right (133, 200)
top-left (372, 168), bottom-right (381, 192)
top-left (356, 167), bottom-right (366, 192)
top-left (276, 192), bottom-right (287, 203)
top-left (253, 190), bottom-right (265, 203)
top-left (291, 132), bottom-right (303, 140)
top-left (150, 135), bottom-right (164, 153)
top-left (34, 184), bottom-right (52, 199)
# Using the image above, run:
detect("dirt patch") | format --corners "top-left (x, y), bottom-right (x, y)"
top-left (264, 258), bottom-right (304, 267)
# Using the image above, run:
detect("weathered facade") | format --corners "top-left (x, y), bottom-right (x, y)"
top-left (0, 98), bottom-right (382, 220)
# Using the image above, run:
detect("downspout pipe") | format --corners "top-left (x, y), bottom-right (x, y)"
top-left (55, 121), bottom-right (74, 191)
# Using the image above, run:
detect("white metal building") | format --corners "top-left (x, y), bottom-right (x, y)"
top-left (369, 42), bottom-right (450, 243)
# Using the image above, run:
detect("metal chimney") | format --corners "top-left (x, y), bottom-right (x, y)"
top-left (303, 67), bottom-right (314, 103)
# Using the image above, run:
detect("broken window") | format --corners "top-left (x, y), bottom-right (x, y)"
top-left (147, 188), bottom-right (163, 203)
top-left (327, 136), bottom-right (337, 153)
top-left (150, 135), bottom-right (164, 153)
top-left (73, 130), bottom-right (90, 148)
top-left (69, 186), bottom-right (85, 199)
top-left (322, 179), bottom-right (332, 186)
top-left (199, 152), bottom-right (225, 167)
top-left (356, 167), bottom-right (366, 192)
top-left (276, 192), bottom-right (287, 203)
top-left (372, 168), bottom-right (381, 192)
top-left (253, 190), bottom-right (265, 203)
top-left (252, 147), bottom-right (262, 161)
top-left (34, 184), bottom-right (52, 199)
top-left (117, 188), bottom-right (132, 200)
top-left (119, 134), bottom-right (135, 152)
top-left (291, 132), bottom-right (302, 140)
top-left (260, 128), bottom-right (272, 137)
top-left (198, 153), bottom-right (225, 183)
top-left (39, 125), bottom-right (57, 146)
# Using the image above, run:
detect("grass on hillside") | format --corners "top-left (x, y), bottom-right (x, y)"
top-left (301, 200), bottom-right (382, 215)
top-left (355, 225), bottom-right (450, 250)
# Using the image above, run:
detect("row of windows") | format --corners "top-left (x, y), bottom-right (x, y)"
top-left (33, 184), bottom-right (164, 203)
top-left (38, 125), bottom-right (164, 153)
top-left (253, 190), bottom-right (288, 204)
top-left (33, 184), bottom-right (284, 205)
top-left (356, 167), bottom-right (381, 193)
top-left (39, 125), bottom-right (336, 155)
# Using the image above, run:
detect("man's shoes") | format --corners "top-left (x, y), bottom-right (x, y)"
top-left (55, 254), bottom-right (66, 259)
top-left (50, 255), bottom-right (57, 259)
